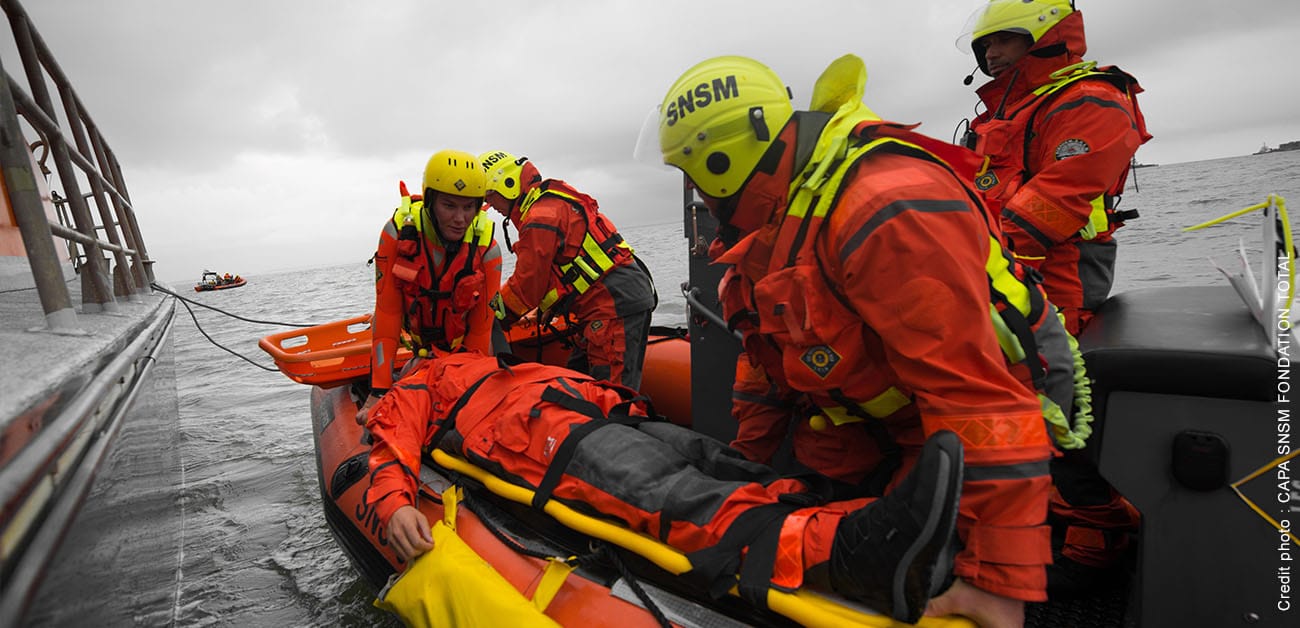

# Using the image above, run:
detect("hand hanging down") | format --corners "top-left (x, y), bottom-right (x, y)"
top-left (387, 505), bottom-right (434, 563)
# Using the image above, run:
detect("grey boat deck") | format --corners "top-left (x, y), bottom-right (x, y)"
top-left (0, 258), bottom-right (168, 428)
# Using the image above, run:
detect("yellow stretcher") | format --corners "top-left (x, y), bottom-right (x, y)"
top-left (375, 449), bottom-right (977, 628)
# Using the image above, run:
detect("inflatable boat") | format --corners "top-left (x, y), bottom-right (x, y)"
top-left (261, 192), bottom-right (1293, 627)
top-left (194, 270), bottom-right (246, 292)
top-left (260, 316), bottom-right (975, 627)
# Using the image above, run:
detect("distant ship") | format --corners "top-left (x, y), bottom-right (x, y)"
top-left (1254, 140), bottom-right (1300, 155)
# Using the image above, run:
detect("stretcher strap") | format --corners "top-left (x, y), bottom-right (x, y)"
top-left (685, 502), bottom-right (799, 605)
top-left (737, 514), bottom-right (788, 607)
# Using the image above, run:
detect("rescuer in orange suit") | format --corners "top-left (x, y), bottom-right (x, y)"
top-left (365, 348), bottom-right (965, 624)
top-left (652, 54), bottom-right (1058, 628)
top-left (959, 0), bottom-right (1150, 336)
top-left (480, 151), bottom-right (656, 389)
top-left (358, 149), bottom-right (502, 423)
top-left (959, 0), bottom-right (1150, 596)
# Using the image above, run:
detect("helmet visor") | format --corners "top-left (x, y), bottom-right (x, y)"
top-left (632, 104), bottom-right (676, 171)
top-left (956, 0), bottom-right (1071, 51)
top-left (955, 4), bottom-right (988, 52)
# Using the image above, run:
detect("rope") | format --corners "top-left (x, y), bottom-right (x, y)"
top-left (1181, 194), bottom-right (1295, 309)
top-left (597, 543), bottom-right (672, 628)
top-left (150, 282), bottom-right (320, 373)
top-left (172, 296), bottom-right (278, 372)
top-left (150, 282), bottom-right (317, 327)
top-left (459, 485), bottom-right (566, 562)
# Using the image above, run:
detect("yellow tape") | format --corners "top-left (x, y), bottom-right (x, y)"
top-left (1230, 448), bottom-right (1300, 545)
top-left (1181, 194), bottom-right (1295, 310)
top-left (1181, 201), bottom-right (1270, 232)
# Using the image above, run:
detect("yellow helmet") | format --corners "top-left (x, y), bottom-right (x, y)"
top-left (479, 150), bottom-right (540, 201)
top-left (965, 0), bottom-right (1073, 48)
top-left (656, 55), bottom-right (793, 199)
top-left (423, 149), bottom-right (485, 198)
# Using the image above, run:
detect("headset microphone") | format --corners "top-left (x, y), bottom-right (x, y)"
top-left (962, 66), bottom-right (978, 86)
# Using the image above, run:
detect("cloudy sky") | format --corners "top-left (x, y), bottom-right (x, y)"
top-left (7, 0), bottom-right (1299, 282)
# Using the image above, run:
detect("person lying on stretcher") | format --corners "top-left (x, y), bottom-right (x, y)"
top-left (364, 350), bottom-right (964, 625)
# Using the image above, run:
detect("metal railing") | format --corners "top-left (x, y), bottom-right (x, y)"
top-left (0, 0), bottom-right (155, 330)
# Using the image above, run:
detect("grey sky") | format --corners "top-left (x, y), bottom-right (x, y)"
top-left (8, 0), bottom-right (1299, 282)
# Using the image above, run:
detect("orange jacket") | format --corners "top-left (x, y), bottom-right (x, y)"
top-left (498, 180), bottom-right (645, 323)
top-left (970, 11), bottom-right (1150, 262)
top-left (370, 204), bottom-right (501, 391)
top-left (722, 124), bottom-right (1054, 601)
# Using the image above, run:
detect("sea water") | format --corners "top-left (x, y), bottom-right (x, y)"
top-left (54, 150), bottom-right (1300, 626)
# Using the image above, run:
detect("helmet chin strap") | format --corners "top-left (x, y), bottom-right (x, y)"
top-left (500, 215), bottom-right (516, 253)
top-left (494, 193), bottom-right (525, 252)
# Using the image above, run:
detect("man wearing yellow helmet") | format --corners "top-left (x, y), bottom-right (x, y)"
top-left (959, 0), bottom-right (1150, 599)
top-left (654, 54), bottom-right (1060, 627)
top-left (959, 0), bottom-right (1150, 335)
top-left (359, 149), bottom-right (503, 424)
top-left (479, 151), bottom-right (656, 389)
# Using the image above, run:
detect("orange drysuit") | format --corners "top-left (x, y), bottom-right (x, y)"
top-left (968, 10), bottom-right (1151, 334)
top-left (968, 10), bottom-right (1149, 574)
top-left (370, 195), bottom-right (502, 392)
top-left (497, 180), bottom-right (656, 388)
top-left (722, 120), bottom-right (1055, 602)
top-left (366, 351), bottom-right (878, 597)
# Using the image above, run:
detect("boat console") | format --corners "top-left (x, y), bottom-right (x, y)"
top-left (1080, 285), bottom-right (1283, 626)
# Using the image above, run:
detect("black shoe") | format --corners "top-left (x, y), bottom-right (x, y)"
top-left (828, 430), bottom-right (964, 624)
